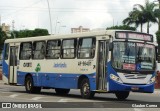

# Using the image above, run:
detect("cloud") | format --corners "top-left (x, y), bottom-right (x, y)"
top-left (0, 0), bottom-right (158, 36)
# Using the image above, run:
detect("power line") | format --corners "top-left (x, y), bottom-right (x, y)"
top-left (1, 0), bottom-right (42, 18)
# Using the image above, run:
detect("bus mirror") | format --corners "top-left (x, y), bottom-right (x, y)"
top-left (109, 43), bottom-right (113, 51)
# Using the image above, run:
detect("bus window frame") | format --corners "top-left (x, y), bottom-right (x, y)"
top-left (111, 41), bottom-right (156, 74)
top-left (61, 38), bottom-right (77, 59)
top-left (46, 39), bottom-right (61, 59)
top-left (32, 40), bottom-right (46, 60)
top-left (77, 37), bottom-right (96, 59)
top-left (4, 43), bottom-right (9, 60)
top-left (19, 42), bottom-right (32, 60)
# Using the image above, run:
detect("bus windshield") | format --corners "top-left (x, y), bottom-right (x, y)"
top-left (112, 41), bottom-right (155, 71)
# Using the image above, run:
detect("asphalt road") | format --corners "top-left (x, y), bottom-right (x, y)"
top-left (0, 81), bottom-right (160, 111)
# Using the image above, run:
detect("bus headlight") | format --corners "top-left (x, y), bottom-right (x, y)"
top-left (110, 74), bottom-right (122, 83)
top-left (147, 76), bottom-right (155, 84)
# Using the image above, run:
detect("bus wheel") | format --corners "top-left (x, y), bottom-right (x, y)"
top-left (80, 78), bottom-right (95, 99)
top-left (25, 76), bottom-right (41, 93)
top-left (115, 91), bottom-right (129, 100)
top-left (55, 88), bottom-right (70, 95)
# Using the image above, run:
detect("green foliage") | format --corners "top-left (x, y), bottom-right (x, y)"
top-left (11, 28), bottom-right (49, 38)
top-left (33, 28), bottom-right (49, 36)
top-left (0, 27), bottom-right (8, 49)
top-left (123, 0), bottom-right (158, 33)
top-left (156, 30), bottom-right (160, 44)
top-left (106, 25), bottom-right (136, 31)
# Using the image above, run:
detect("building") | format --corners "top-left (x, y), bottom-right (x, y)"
top-left (71, 26), bottom-right (90, 33)
top-left (2, 23), bottom-right (10, 33)
top-left (1, 23), bottom-right (11, 37)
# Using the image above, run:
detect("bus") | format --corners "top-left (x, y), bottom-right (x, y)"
top-left (2, 30), bottom-right (156, 100)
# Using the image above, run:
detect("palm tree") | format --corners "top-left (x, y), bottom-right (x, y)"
top-left (136, 0), bottom-right (158, 33)
top-left (123, 0), bottom-right (159, 33)
top-left (123, 8), bottom-right (146, 32)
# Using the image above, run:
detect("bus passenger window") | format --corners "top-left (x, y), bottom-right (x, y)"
top-left (19, 42), bottom-right (32, 60)
top-left (78, 37), bottom-right (96, 58)
top-left (62, 39), bottom-right (77, 59)
top-left (4, 43), bottom-right (9, 60)
top-left (33, 41), bottom-right (46, 59)
top-left (46, 40), bottom-right (61, 59)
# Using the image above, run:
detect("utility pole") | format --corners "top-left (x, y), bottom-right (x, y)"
top-left (47, 0), bottom-right (53, 35)
top-left (12, 20), bottom-right (15, 38)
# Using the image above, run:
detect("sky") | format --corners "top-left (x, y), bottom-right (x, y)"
top-left (0, 0), bottom-right (158, 36)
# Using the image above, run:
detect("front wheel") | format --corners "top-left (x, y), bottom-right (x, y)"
top-left (25, 76), bottom-right (41, 93)
top-left (80, 78), bottom-right (95, 99)
top-left (115, 91), bottom-right (129, 100)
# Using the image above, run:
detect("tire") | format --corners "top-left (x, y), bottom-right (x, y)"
top-left (80, 78), bottom-right (95, 99)
top-left (115, 91), bottom-right (129, 100)
top-left (55, 88), bottom-right (70, 95)
top-left (25, 76), bottom-right (41, 93)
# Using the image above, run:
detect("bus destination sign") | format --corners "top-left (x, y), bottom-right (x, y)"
top-left (116, 32), bottom-right (153, 42)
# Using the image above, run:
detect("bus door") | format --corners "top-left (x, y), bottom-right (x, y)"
top-left (97, 41), bottom-right (109, 90)
top-left (9, 46), bottom-right (18, 84)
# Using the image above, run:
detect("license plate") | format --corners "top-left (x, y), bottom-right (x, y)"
top-left (131, 87), bottom-right (139, 91)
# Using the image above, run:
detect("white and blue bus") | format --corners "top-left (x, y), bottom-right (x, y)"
top-left (2, 30), bottom-right (156, 100)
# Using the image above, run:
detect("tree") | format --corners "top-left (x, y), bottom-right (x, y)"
top-left (156, 30), bottom-right (160, 44)
top-left (11, 28), bottom-right (49, 38)
top-left (123, 9), bottom-right (146, 32)
top-left (106, 25), bottom-right (136, 31)
top-left (123, 0), bottom-right (160, 33)
top-left (0, 27), bottom-right (8, 50)
top-left (33, 28), bottom-right (49, 36)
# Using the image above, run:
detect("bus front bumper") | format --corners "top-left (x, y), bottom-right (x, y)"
top-left (109, 79), bottom-right (154, 93)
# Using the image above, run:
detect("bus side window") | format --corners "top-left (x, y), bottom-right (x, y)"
top-left (78, 37), bottom-right (96, 58)
top-left (46, 40), bottom-right (61, 59)
top-left (33, 41), bottom-right (46, 59)
top-left (4, 43), bottom-right (9, 60)
top-left (19, 42), bottom-right (32, 60)
top-left (62, 39), bottom-right (77, 59)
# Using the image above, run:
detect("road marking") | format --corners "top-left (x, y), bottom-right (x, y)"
top-left (58, 99), bottom-right (69, 102)
top-left (9, 94), bottom-right (20, 98)
top-left (31, 97), bottom-right (43, 101)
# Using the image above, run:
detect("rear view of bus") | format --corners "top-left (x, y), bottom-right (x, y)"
top-left (107, 31), bottom-right (156, 100)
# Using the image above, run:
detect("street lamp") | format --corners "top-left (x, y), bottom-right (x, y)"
top-left (55, 21), bottom-right (60, 34)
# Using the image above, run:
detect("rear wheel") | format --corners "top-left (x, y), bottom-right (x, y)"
top-left (25, 76), bottom-right (41, 93)
top-left (115, 91), bottom-right (129, 100)
top-left (80, 78), bottom-right (95, 99)
top-left (55, 88), bottom-right (70, 95)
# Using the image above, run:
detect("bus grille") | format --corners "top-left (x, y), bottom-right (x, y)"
top-left (123, 73), bottom-right (147, 79)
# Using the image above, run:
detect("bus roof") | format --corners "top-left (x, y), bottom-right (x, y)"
top-left (4, 30), bottom-right (149, 43)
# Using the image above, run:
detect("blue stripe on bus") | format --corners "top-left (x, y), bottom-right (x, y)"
top-left (2, 61), bottom-right (9, 78)
top-left (17, 71), bottom-right (96, 90)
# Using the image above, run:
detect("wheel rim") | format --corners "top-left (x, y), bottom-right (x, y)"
top-left (83, 83), bottom-right (90, 95)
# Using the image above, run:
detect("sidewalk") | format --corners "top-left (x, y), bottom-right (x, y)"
top-left (0, 80), bottom-right (5, 84)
